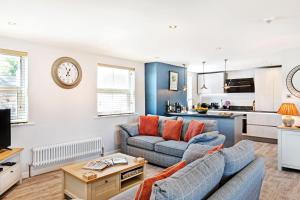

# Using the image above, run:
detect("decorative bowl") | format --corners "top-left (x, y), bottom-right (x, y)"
top-left (196, 109), bottom-right (208, 114)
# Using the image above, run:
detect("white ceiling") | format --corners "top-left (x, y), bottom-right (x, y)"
top-left (1, 0), bottom-right (300, 72)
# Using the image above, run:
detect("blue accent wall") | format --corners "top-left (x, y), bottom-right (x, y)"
top-left (145, 62), bottom-right (187, 115)
top-left (145, 63), bottom-right (157, 114)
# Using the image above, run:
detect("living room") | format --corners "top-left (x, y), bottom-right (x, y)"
top-left (0, 0), bottom-right (300, 200)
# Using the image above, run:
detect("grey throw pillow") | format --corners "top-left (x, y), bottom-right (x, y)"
top-left (202, 120), bottom-right (218, 132)
top-left (182, 144), bottom-right (212, 164)
top-left (119, 123), bottom-right (139, 137)
top-left (180, 120), bottom-right (191, 140)
top-left (187, 131), bottom-right (219, 146)
top-left (221, 140), bottom-right (255, 177)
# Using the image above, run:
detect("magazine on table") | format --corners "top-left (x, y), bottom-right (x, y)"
top-left (83, 157), bottom-right (128, 171)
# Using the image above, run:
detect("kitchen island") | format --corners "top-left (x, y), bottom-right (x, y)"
top-left (166, 112), bottom-right (244, 147)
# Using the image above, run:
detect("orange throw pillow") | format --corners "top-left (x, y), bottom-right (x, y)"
top-left (135, 161), bottom-right (186, 200)
top-left (207, 144), bottom-right (224, 155)
top-left (162, 120), bottom-right (183, 141)
top-left (139, 116), bottom-right (159, 136)
top-left (184, 120), bottom-right (205, 142)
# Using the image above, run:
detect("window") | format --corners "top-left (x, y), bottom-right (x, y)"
top-left (97, 64), bottom-right (135, 116)
top-left (0, 49), bottom-right (28, 123)
top-left (187, 72), bottom-right (193, 109)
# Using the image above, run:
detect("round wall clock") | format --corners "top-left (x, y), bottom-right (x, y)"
top-left (51, 57), bottom-right (82, 89)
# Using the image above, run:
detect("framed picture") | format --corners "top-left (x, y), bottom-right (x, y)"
top-left (169, 71), bottom-right (179, 91)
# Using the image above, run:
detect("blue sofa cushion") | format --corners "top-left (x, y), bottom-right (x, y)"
top-left (127, 136), bottom-right (165, 151)
top-left (182, 144), bottom-right (212, 164)
top-left (119, 123), bottom-right (139, 137)
top-left (180, 120), bottom-right (218, 140)
top-left (187, 131), bottom-right (219, 146)
top-left (152, 152), bottom-right (225, 200)
top-left (155, 140), bottom-right (188, 157)
top-left (221, 140), bottom-right (255, 177)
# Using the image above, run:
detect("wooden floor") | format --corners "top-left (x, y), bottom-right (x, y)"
top-left (2, 142), bottom-right (300, 200)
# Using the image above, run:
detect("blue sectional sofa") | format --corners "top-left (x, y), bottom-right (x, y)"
top-left (112, 140), bottom-right (265, 200)
top-left (119, 116), bottom-right (226, 167)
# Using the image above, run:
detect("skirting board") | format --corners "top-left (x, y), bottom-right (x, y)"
top-left (22, 149), bottom-right (120, 178)
top-left (242, 134), bottom-right (277, 144)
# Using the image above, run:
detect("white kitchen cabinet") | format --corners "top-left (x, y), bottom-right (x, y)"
top-left (198, 72), bottom-right (224, 94)
top-left (247, 124), bottom-right (278, 139)
top-left (254, 68), bottom-right (282, 112)
top-left (247, 112), bottom-right (281, 139)
top-left (247, 112), bottom-right (282, 126)
top-left (278, 127), bottom-right (300, 170)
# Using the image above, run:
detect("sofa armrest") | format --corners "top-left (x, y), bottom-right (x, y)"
top-left (198, 134), bottom-right (226, 146)
top-left (188, 133), bottom-right (226, 147)
top-left (208, 156), bottom-right (265, 200)
top-left (119, 129), bottom-right (130, 154)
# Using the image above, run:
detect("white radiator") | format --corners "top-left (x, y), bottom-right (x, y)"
top-left (31, 137), bottom-right (103, 169)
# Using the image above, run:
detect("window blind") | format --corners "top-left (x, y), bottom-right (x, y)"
top-left (0, 49), bottom-right (28, 123)
top-left (97, 64), bottom-right (135, 116)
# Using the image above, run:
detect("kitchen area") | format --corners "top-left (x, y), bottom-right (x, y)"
top-left (192, 65), bottom-right (283, 143)
top-left (145, 62), bottom-right (283, 146)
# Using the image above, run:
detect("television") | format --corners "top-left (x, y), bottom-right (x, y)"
top-left (0, 109), bottom-right (11, 150)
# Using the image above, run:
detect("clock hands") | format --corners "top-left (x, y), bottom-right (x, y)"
top-left (66, 68), bottom-right (71, 77)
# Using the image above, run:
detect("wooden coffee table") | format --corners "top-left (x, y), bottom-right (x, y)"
top-left (61, 153), bottom-right (147, 200)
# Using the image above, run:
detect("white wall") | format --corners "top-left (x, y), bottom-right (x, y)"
top-left (276, 48), bottom-right (300, 125)
top-left (0, 37), bottom-right (145, 176)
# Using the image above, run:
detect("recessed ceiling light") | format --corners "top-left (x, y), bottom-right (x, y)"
top-left (263, 17), bottom-right (275, 24)
top-left (8, 21), bottom-right (16, 26)
top-left (168, 25), bottom-right (177, 29)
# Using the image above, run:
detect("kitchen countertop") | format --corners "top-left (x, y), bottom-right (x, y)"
top-left (208, 109), bottom-right (277, 113)
top-left (166, 111), bottom-right (244, 119)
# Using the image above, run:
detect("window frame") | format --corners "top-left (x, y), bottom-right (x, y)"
top-left (0, 48), bottom-right (28, 123)
top-left (96, 63), bottom-right (135, 116)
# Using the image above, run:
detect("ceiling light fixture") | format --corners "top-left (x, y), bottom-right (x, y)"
top-left (8, 21), bottom-right (16, 26)
top-left (263, 17), bottom-right (275, 24)
top-left (169, 25), bottom-right (177, 29)
top-left (200, 61), bottom-right (208, 90)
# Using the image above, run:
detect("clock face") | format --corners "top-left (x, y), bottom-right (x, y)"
top-left (57, 62), bottom-right (79, 85)
top-left (52, 57), bottom-right (82, 89)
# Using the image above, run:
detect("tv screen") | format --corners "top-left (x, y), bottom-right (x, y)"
top-left (0, 109), bottom-right (11, 150)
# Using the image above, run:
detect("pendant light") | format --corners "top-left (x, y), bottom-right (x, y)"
top-left (223, 59), bottom-right (230, 90)
top-left (200, 61), bottom-right (208, 89)
top-left (182, 64), bottom-right (187, 91)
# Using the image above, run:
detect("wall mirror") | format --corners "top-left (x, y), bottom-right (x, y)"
top-left (287, 65), bottom-right (300, 98)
